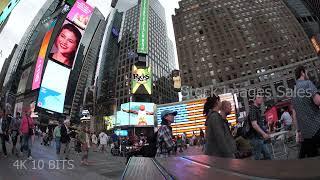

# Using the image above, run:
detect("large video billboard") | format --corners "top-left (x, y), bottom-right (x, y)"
top-left (137, 0), bottom-right (149, 54)
top-left (131, 65), bottom-right (152, 95)
top-left (17, 66), bottom-right (31, 94)
top-left (0, 0), bottom-right (21, 25)
top-left (49, 20), bottom-right (84, 68)
top-left (37, 61), bottom-right (70, 113)
top-left (116, 102), bottom-right (155, 126)
top-left (32, 19), bottom-right (57, 90)
top-left (67, 0), bottom-right (93, 29)
top-left (156, 94), bottom-right (237, 136)
top-left (104, 115), bottom-right (115, 130)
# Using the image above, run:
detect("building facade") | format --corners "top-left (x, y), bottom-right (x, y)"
top-left (304, 0), bottom-right (320, 20)
top-left (115, 0), bottom-right (178, 107)
top-left (284, 0), bottom-right (320, 37)
top-left (173, 0), bottom-right (320, 113)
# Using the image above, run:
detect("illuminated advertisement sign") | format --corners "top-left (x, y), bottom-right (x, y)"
top-left (32, 19), bottom-right (57, 90)
top-left (17, 66), bottom-right (31, 94)
top-left (0, 0), bottom-right (21, 25)
top-left (156, 94), bottom-right (237, 136)
top-left (104, 116), bottom-right (115, 130)
top-left (49, 20), bottom-right (84, 68)
top-left (172, 70), bottom-right (181, 92)
top-left (37, 61), bottom-right (70, 113)
top-left (137, 0), bottom-right (149, 54)
top-left (116, 102), bottom-right (155, 126)
top-left (311, 35), bottom-right (320, 54)
top-left (67, 0), bottom-right (93, 30)
top-left (131, 65), bottom-right (152, 94)
top-left (114, 130), bottom-right (128, 136)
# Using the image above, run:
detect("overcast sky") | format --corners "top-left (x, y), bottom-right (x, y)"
top-left (0, 0), bottom-right (180, 71)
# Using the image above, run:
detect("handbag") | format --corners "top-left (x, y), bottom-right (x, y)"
top-left (27, 117), bottom-right (34, 136)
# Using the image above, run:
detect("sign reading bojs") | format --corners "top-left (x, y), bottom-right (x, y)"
top-left (131, 65), bottom-right (152, 95)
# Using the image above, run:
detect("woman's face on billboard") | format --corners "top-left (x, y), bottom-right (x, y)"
top-left (56, 28), bottom-right (78, 57)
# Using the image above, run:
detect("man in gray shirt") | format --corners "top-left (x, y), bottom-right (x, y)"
top-left (292, 66), bottom-right (320, 158)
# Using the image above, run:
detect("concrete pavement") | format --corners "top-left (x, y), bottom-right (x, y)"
top-left (0, 137), bottom-right (300, 180)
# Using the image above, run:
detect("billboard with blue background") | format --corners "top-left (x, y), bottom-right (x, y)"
top-left (116, 102), bottom-right (155, 126)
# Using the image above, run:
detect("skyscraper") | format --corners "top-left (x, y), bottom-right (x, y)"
top-left (304, 0), bottom-right (320, 20)
top-left (173, 0), bottom-right (319, 112)
top-left (115, 0), bottom-right (178, 107)
top-left (284, 0), bottom-right (320, 37)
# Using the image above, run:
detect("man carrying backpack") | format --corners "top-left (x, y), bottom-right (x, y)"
top-left (156, 110), bottom-right (177, 157)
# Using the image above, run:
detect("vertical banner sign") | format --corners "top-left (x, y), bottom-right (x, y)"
top-left (67, 0), bottom-right (94, 30)
top-left (32, 19), bottom-right (57, 90)
top-left (137, 0), bottom-right (149, 54)
top-left (131, 65), bottom-right (152, 94)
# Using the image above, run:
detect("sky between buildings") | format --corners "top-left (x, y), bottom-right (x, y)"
top-left (0, 0), bottom-right (180, 72)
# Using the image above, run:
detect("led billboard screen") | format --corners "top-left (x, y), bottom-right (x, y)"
top-left (137, 0), bottom-right (149, 54)
top-left (104, 116), bottom-right (115, 130)
top-left (32, 19), bottom-right (57, 90)
top-left (67, 0), bottom-right (93, 30)
top-left (37, 61), bottom-right (70, 113)
top-left (131, 65), bottom-right (152, 95)
top-left (17, 66), bottom-right (31, 94)
top-left (114, 130), bottom-right (128, 136)
top-left (49, 20), bottom-right (84, 68)
top-left (156, 94), bottom-right (237, 136)
top-left (0, 0), bottom-right (21, 25)
top-left (116, 102), bottom-right (155, 126)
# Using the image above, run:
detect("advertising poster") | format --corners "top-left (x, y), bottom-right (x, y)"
top-left (104, 116), bottom-right (115, 130)
top-left (67, 0), bottom-right (93, 29)
top-left (172, 70), bottom-right (181, 92)
top-left (32, 19), bottom-right (57, 90)
top-left (0, 0), bottom-right (21, 24)
top-left (116, 102), bottom-right (155, 126)
top-left (37, 61), bottom-right (70, 113)
top-left (114, 130), bottom-right (128, 136)
top-left (131, 65), bottom-right (152, 95)
top-left (49, 20), bottom-right (84, 68)
top-left (17, 66), bottom-right (31, 94)
top-left (137, 0), bottom-right (149, 54)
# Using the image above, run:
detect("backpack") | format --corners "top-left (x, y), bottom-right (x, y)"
top-left (149, 131), bottom-right (158, 157)
top-left (241, 117), bottom-right (251, 138)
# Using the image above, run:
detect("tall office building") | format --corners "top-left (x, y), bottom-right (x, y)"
top-left (2, 0), bottom-right (58, 93)
top-left (1, 0), bottom-right (107, 126)
top-left (304, 0), bottom-right (320, 19)
top-left (96, 10), bottom-right (123, 116)
top-left (284, 0), bottom-right (320, 37)
top-left (173, 0), bottom-right (319, 112)
top-left (0, 44), bottom-right (17, 96)
top-left (167, 38), bottom-right (177, 70)
top-left (115, 0), bottom-right (178, 107)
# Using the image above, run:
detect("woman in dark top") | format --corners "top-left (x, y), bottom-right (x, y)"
top-left (203, 95), bottom-right (236, 158)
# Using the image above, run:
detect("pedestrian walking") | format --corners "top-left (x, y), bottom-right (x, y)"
top-left (78, 126), bottom-right (90, 165)
top-left (19, 110), bottom-right (34, 160)
top-left (292, 66), bottom-right (320, 158)
top-left (10, 112), bottom-right (21, 156)
top-left (247, 94), bottom-right (271, 160)
top-left (91, 132), bottom-right (98, 152)
top-left (0, 107), bottom-right (10, 158)
top-left (99, 131), bottom-right (108, 153)
top-left (60, 120), bottom-right (71, 160)
top-left (204, 96), bottom-right (236, 158)
top-left (156, 110), bottom-right (177, 157)
top-left (53, 122), bottom-right (62, 155)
